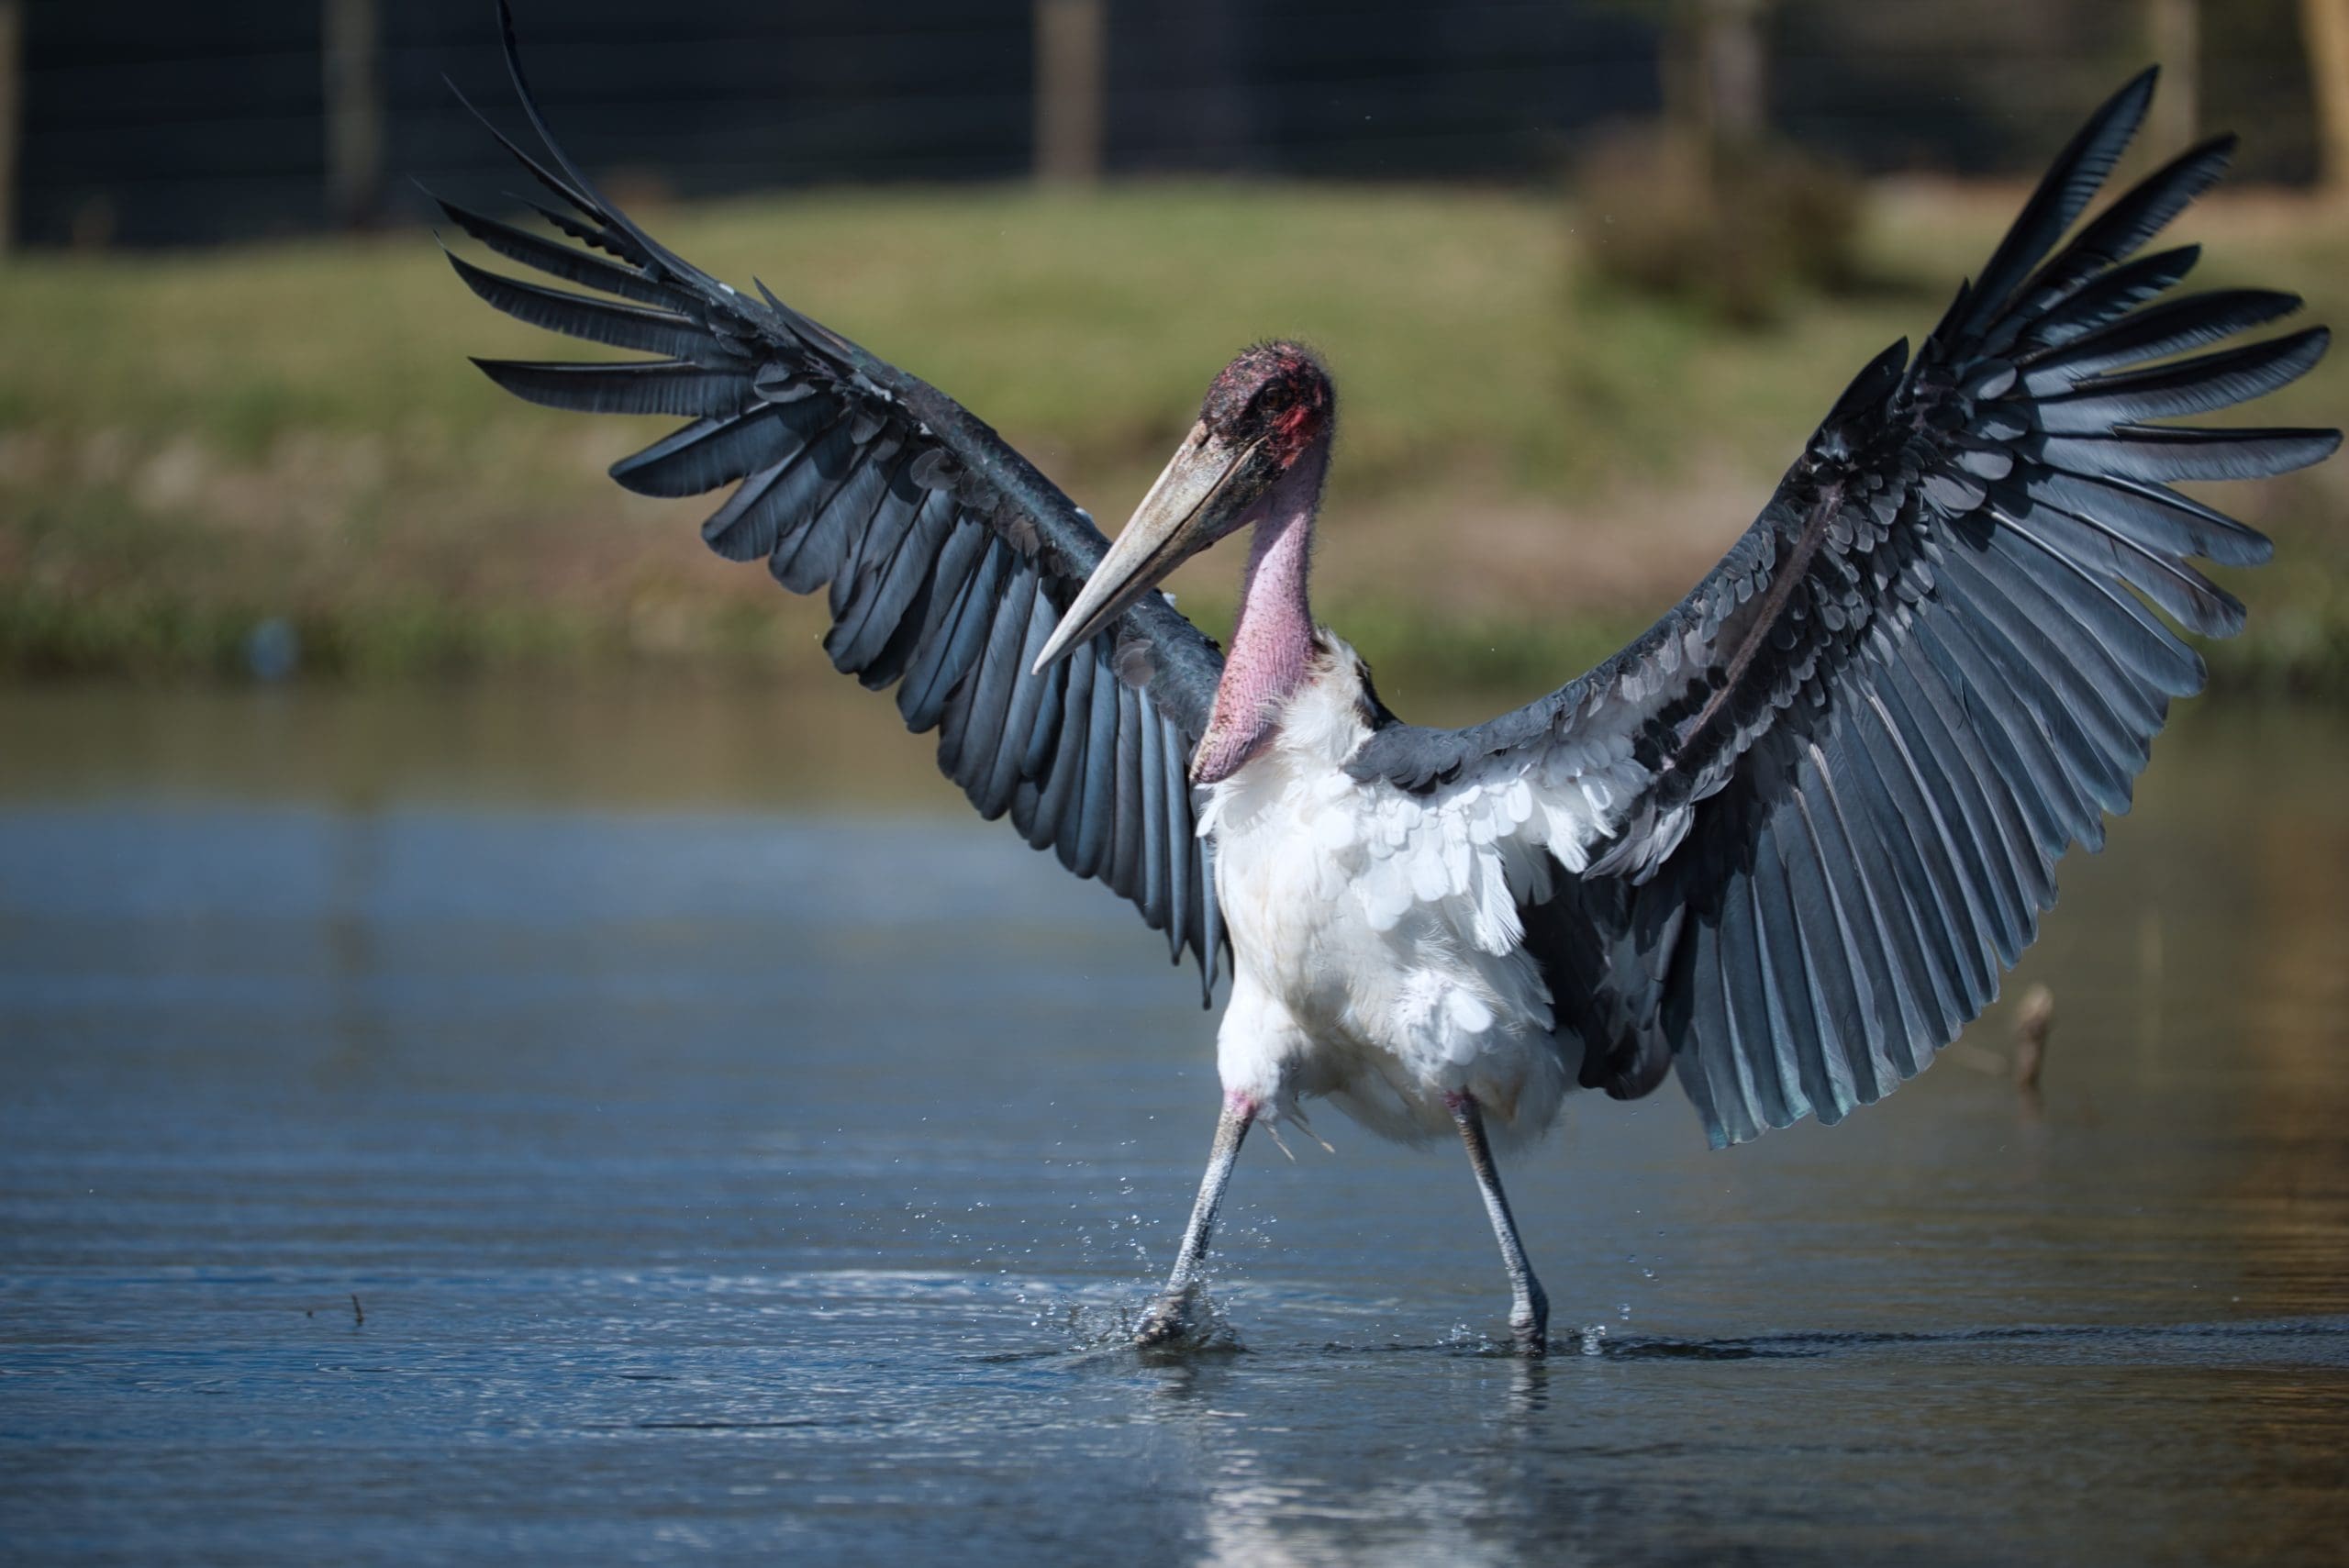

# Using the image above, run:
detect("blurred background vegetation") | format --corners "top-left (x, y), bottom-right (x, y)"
top-left (1, 0), bottom-right (2344, 702)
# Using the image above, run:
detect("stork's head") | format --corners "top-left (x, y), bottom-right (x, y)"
top-left (1035, 341), bottom-right (1333, 672)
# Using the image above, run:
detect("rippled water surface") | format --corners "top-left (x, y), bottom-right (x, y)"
top-left (4, 682), bottom-right (2346, 1564)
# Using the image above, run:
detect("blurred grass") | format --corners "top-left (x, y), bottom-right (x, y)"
top-left (1, 177), bottom-right (2343, 699)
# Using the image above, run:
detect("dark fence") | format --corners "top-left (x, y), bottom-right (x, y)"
top-left (11, 0), bottom-right (2323, 250)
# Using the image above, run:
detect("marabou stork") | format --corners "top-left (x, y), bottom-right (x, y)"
top-left (443, 9), bottom-right (2336, 1352)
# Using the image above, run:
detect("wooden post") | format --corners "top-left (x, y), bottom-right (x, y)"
top-left (0, 1), bottom-right (21, 253)
top-left (2307, 0), bottom-right (2349, 192)
top-left (1034, 0), bottom-right (1104, 184)
top-left (2146, 0), bottom-right (2199, 157)
top-left (2012, 984), bottom-right (2054, 1092)
top-left (1698, 0), bottom-right (1767, 148)
top-left (1658, 0), bottom-right (1701, 161)
top-left (1660, 0), bottom-right (1768, 179)
top-left (323, 0), bottom-right (383, 228)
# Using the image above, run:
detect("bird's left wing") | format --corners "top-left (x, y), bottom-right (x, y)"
top-left (1348, 71), bottom-right (2337, 1144)
top-left (441, 7), bottom-right (1228, 995)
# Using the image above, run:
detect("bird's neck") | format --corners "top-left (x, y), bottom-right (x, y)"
top-left (1192, 438), bottom-right (1327, 785)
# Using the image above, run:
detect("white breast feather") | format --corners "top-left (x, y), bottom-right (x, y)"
top-left (1198, 633), bottom-right (1654, 1141)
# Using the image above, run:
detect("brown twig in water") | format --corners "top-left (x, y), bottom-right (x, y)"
top-left (2013, 984), bottom-right (2054, 1092)
top-left (351, 1293), bottom-right (365, 1327)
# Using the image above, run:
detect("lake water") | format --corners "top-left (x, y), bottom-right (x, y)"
top-left (3, 680), bottom-right (2345, 1565)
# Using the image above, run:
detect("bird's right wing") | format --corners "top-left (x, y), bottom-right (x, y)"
top-left (442, 6), bottom-right (1229, 996)
top-left (1348, 71), bottom-right (2336, 1144)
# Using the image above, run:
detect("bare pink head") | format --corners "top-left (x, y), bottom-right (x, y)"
top-left (1199, 340), bottom-right (1336, 473)
top-left (1034, 340), bottom-right (1335, 672)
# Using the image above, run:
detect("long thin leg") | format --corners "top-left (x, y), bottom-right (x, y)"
top-left (1135, 1092), bottom-right (1255, 1346)
top-left (1448, 1091), bottom-right (1549, 1356)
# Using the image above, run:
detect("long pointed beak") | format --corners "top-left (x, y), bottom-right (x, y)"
top-left (1034, 421), bottom-right (1271, 673)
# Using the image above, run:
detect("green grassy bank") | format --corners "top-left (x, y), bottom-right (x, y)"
top-left (3, 179), bottom-right (2343, 700)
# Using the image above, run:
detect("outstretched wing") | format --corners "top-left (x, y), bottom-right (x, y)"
top-left (442, 5), bottom-right (1227, 996)
top-left (1349, 70), bottom-right (2337, 1145)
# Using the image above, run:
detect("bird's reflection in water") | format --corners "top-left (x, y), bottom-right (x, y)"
top-left (1500, 1355), bottom-right (1550, 1423)
top-left (1129, 1345), bottom-right (1575, 1568)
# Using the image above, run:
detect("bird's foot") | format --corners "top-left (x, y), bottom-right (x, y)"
top-left (1133, 1285), bottom-right (1200, 1349)
top-left (1509, 1290), bottom-right (1550, 1358)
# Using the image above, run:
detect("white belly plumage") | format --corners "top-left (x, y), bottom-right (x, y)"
top-left (1197, 634), bottom-right (1643, 1146)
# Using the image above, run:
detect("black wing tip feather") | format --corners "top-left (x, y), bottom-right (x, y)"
top-left (469, 355), bottom-right (585, 410)
top-left (2060, 64), bottom-right (2161, 172)
top-left (442, 244), bottom-right (524, 306)
top-left (2087, 64), bottom-right (2161, 158)
top-left (495, 1), bottom-right (546, 143)
top-left (2196, 128), bottom-right (2241, 163)
top-left (440, 68), bottom-right (507, 155)
top-left (1939, 66), bottom-right (2166, 348)
top-left (495, 0), bottom-right (586, 202)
